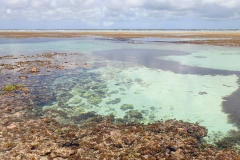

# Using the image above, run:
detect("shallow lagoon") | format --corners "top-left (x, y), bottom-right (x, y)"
top-left (1, 36), bottom-right (240, 142)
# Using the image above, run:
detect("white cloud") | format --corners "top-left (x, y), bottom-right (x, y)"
top-left (0, 0), bottom-right (239, 28)
top-left (2, 0), bottom-right (29, 8)
top-left (103, 21), bottom-right (114, 26)
top-left (6, 9), bottom-right (11, 14)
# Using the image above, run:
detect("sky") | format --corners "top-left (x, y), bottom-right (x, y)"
top-left (0, 0), bottom-right (240, 29)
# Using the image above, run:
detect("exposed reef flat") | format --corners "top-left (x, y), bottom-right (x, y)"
top-left (1, 114), bottom-right (240, 159)
top-left (1, 31), bottom-right (240, 47)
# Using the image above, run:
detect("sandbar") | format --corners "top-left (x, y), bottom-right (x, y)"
top-left (0, 30), bottom-right (240, 47)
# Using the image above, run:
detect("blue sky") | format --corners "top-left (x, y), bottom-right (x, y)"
top-left (0, 0), bottom-right (240, 29)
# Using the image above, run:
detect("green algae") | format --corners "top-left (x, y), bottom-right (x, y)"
top-left (2, 84), bottom-right (23, 92)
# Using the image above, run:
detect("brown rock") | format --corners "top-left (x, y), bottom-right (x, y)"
top-left (31, 66), bottom-right (39, 72)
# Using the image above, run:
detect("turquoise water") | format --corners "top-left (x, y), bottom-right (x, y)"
top-left (1, 36), bottom-right (240, 142)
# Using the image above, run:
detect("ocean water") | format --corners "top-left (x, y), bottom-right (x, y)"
top-left (1, 35), bottom-right (240, 142)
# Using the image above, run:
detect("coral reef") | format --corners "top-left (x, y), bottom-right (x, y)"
top-left (1, 51), bottom-right (240, 159)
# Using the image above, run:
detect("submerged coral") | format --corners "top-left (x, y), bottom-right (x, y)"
top-left (124, 110), bottom-right (143, 124)
top-left (120, 104), bottom-right (134, 111)
top-left (215, 130), bottom-right (240, 149)
top-left (106, 98), bottom-right (121, 104)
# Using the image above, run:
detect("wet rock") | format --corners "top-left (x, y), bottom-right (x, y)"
top-left (31, 66), bottom-right (39, 73)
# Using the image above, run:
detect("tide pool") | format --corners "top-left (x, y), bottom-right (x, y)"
top-left (1, 36), bottom-right (240, 143)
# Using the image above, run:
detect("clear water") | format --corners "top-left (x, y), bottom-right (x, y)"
top-left (1, 36), bottom-right (240, 142)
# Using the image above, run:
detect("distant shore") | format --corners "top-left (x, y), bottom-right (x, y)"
top-left (1, 31), bottom-right (240, 47)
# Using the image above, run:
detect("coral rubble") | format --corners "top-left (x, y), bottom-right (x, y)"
top-left (1, 115), bottom-right (240, 159)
